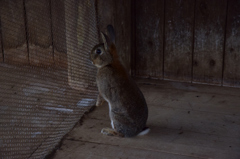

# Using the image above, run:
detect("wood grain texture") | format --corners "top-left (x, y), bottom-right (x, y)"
top-left (164, 0), bottom-right (194, 82)
top-left (0, 0), bottom-right (28, 64)
top-left (54, 140), bottom-right (197, 159)
top-left (193, 0), bottom-right (227, 85)
top-left (223, 0), bottom-right (240, 87)
top-left (97, 0), bottom-right (131, 72)
top-left (135, 0), bottom-right (164, 79)
top-left (0, 19), bottom-right (3, 62)
top-left (52, 80), bottom-right (240, 159)
top-left (114, 0), bottom-right (131, 72)
top-left (97, 0), bottom-right (115, 31)
top-left (51, 0), bottom-right (67, 69)
top-left (25, 0), bottom-right (54, 66)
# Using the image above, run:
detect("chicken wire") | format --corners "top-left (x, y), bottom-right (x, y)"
top-left (0, 0), bottom-right (98, 158)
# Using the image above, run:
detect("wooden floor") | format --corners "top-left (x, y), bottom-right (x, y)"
top-left (51, 79), bottom-right (240, 159)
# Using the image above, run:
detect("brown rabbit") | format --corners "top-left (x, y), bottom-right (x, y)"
top-left (90, 25), bottom-right (149, 137)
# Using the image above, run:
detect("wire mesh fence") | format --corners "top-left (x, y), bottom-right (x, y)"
top-left (0, 0), bottom-right (99, 158)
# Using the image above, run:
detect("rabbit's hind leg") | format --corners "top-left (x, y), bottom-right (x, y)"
top-left (101, 128), bottom-right (124, 137)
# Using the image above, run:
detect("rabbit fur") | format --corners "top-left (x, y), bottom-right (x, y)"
top-left (90, 25), bottom-right (149, 137)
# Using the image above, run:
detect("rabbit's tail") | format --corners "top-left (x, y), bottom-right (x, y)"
top-left (137, 127), bottom-right (150, 136)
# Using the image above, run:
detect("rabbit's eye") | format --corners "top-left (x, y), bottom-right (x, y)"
top-left (96, 49), bottom-right (102, 54)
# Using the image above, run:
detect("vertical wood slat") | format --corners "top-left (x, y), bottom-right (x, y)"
top-left (0, 0), bottom-right (28, 64)
top-left (0, 19), bottom-right (3, 62)
top-left (131, 0), bottom-right (136, 76)
top-left (114, 0), bottom-right (131, 72)
top-left (223, 0), bottom-right (240, 87)
top-left (164, 0), bottom-right (194, 82)
top-left (51, 0), bottom-right (67, 68)
top-left (135, 0), bottom-right (164, 79)
top-left (97, 0), bottom-right (115, 30)
top-left (193, 0), bottom-right (227, 85)
top-left (97, 0), bottom-right (131, 72)
top-left (25, 0), bottom-right (53, 66)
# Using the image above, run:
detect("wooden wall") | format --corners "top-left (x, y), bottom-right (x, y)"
top-left (1, 0), bottom-right (240, 88)
top-left (133, 0), bottom-right (240, 87)
top-left (97, 0), bottom-right (132, 72)
top-left (0, 0), bottom-right (132, 71)
top-left (0, 0), bottom-right (67, 68)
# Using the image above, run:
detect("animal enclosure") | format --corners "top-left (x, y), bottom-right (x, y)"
top-left (0, 0), bottom-right (240, 159)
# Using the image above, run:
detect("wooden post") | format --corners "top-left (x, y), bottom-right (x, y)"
top-left (25, 0), bottom-right (54, 66)
top-left (223, 0), bottom-right (240, 87)
top-left (0, 0), bottom-right (28, 64)
top-left (193, 0), bottom-right (227, 85)
top-left (135, 0), bottom-right (164, 79)
top-left (164, 0), bottom-right (195, 82)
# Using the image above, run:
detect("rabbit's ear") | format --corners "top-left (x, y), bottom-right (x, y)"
top-left (107, 25), bottom-right (115, 44)
top-left (101, 32), bottom-right (110, 51)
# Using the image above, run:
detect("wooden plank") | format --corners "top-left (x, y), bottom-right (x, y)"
top-left (114, 0), bottom-right (131, 72)
top-left (86, 98), bottom-right (240, 139)
top-left (223, 0), bottom-right (240, 87)
top-left (0, 19), bottom-right (2, 62)
top-left (0, 0), bottom-right (28, 64)
top-left (135, 0), bottom-right (164, 79)
top-left (64, 113), bottom-right (240, 159)
top-left (25, 0), bottom-right (54, 66)
top-left (53, 140), bottom-right (198, 159)
top-left (164, 0), bottom-right (194, 82)
top-left (97, 0), bottom-right (115, 31)
top-left (51, 0), bottom-right (67, 69)
top-left (65, 0), bottom-right (98, 92)
top-left (193, 0), bottom-right (227, 85)
top-left (51, 81), bottom-right (240, 159)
